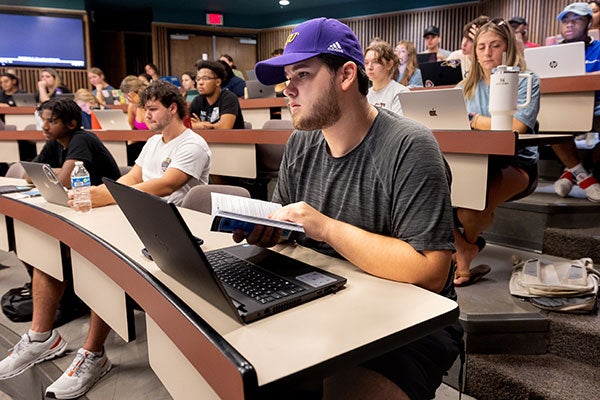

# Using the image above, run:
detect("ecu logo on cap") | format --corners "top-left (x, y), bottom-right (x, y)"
top-left (284, 32), bottom-right (299, 48)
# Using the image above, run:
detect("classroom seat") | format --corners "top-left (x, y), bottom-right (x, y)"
top-left (181, 184), bottom-right (251, 214)
top-left (257, 119), bottom-right (291, 179)
top-left (5, 162), bottom-right (25, 178)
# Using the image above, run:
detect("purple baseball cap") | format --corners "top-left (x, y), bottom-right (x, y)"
top-left (255, 17), bottom-right (365, 86)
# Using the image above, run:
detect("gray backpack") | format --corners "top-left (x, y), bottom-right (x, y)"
top-left (509, 258), bottom-right (599, 313)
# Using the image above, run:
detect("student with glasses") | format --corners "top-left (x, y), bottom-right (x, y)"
top-left (453, 18), bottom-right (541, 286)
top-left (549, 2), bottom-right (600, 203)
top-left (189, 60), bottom-right (245, 130)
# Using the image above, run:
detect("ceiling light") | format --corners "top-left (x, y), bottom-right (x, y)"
top-left (279, 0), bottom-right (290, 6)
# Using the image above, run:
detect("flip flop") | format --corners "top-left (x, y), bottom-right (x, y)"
top-left (454, 264), bottom-right (491, 287)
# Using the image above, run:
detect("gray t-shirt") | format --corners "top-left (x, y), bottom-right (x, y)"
top-left (273, 108), bottom-right (456, 297)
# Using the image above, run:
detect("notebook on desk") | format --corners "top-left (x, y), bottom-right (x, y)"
top-left (93, 109), bottom-right (132, 130)
top-left (398, 87), bottom-right (471, 130)
top-left (419, 60), bottom-right (463, 87)
top-left (20, 162), bottom-right (69, 206)
top-left (103, 178), bottom-right (347, 324)
top-left (12, 93), bottom-right (37, 107)
top-left (246, 80), bottom-right (275, 99)
top-left (524, 41), bottom-right (585, 78)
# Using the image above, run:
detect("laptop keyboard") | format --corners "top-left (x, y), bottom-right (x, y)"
top-left (206, 250), bottom-right (305, 304)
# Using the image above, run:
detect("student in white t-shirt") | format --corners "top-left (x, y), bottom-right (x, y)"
top-left (364, 41), bottom-right (409, 116)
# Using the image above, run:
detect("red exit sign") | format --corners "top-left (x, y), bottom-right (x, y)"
top-left (206, 13), bottom-right (223, 25)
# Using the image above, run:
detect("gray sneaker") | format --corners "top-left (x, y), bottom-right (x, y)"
top-left (45, 347), bottom-right (112, 399)
top-left (0, 330), bottom-right (67, 379)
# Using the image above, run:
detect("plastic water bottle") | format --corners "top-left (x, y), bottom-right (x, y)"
top-left (71, 161), bottom-right (92, 213)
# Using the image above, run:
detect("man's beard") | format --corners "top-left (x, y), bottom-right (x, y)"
top-left (292, 79), bottom-right (341, 131)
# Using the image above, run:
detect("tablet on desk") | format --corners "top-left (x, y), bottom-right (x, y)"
top-left (0, 185), bottom-right (33, 195)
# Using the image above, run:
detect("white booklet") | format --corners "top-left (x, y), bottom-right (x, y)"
top-left (210, 192), bottom-right (304, 239)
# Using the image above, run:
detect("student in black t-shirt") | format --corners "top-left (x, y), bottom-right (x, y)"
top-left (189, 60), bottom-right (245, 130)
top-left (0, 73), bottom-right (25, 108)
top-left (29, 98), bottom-right (121, 187)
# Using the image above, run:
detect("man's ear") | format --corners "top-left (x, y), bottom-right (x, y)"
top-left (66, 119), bottom-right (78, 131)
top-left (339, 61), bottom-right (358, 92)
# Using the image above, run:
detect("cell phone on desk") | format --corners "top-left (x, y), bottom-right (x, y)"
top-left (142, 236), bottom-right (204, 261)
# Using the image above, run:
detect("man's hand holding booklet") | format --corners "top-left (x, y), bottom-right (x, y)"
top-left (210, 192), bottom-right (304, 239)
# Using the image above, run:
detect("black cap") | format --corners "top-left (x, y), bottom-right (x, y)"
top-left (423, 25), bottom-right (440, 37)
top-left (509, 16), bottom-right (527, 26)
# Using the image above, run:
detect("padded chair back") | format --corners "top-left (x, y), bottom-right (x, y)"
top-left (181, 184), bottom-right (251, 214)
top-left (5, 163), bottom-right (26, 179)
top-left (118, 165), bottom-right (132, 177)
top-left (257, 119), bottom-right (292, 175)
top-left (244, 121), bottom-right (253, 129)
top-left (23, 124), bottom-right (37, 131)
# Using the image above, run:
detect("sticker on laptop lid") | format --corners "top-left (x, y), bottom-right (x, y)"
top-left (296, 272), bottom-right (336, 287)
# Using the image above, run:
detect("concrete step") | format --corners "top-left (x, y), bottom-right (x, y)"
top-left (465, 353), bottom-right (600, 400)
top-left (485, 181), bottom-right (600, 253)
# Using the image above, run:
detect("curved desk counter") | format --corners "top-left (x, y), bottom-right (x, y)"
top-left (0, 129), bottom-right (571, 211)
top-left (0, 186), bottom-right (459, 399)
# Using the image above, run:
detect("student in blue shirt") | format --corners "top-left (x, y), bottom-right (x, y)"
top-left (454, 19), bottom-right (541, 286)
top-left (550, 2), bottom-right (600, 203)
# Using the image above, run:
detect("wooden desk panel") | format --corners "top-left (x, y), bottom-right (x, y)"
top-left (539, 75), bottom-right (600, 94)
top-left (71, 250), bottom-right (133, 342)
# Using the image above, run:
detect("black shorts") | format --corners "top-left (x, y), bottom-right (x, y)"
top-left (488, 156), bottom-right (538, 202)
top-left (361, 320), bottom-right (463, 400)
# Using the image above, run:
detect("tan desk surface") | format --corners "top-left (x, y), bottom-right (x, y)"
top-left (0, 188), bottom-right (458, 398)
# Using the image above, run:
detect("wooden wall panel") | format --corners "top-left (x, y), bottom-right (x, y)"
top-left (256, 3), bottom-right (481, 62)
top-left (0, 67), bottom-right (88, 94)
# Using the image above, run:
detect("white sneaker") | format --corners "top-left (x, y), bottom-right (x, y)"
top-left (45, 348), bottom-right (111, 399)
top-left (576, 173), bottom-right (600, 202)
top-left (554, 169), bottom-right (576, 197)
top-left (0, 330), bottom-right (67, 379)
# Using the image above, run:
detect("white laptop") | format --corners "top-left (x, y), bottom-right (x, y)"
top-left (93, 109), bottom-right (132, 130)
top-left (245, 80), bottom-right (275, 99)
top-left (524, 42), bottom-right (585, 78)
top-left (398, 88), bottom-right (470, 130)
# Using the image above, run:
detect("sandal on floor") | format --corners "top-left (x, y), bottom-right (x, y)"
top-left (454, 264), bottom-right (491, 287)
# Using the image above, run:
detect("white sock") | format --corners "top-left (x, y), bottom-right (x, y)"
top-left (28, 329), bottom-right (52, 342)
top-left (567, 163), bottom-right (588, 178)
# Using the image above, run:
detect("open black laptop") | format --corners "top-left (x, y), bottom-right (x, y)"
top-left (103, 179), bottom-right (347, 324)
top-left (419, 60), bottom-right (463, 87)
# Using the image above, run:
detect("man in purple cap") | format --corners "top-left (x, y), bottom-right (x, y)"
top-left (244, 17), bottom-right (461, 399)
top-left (551, 2), bottom-right (600, 202)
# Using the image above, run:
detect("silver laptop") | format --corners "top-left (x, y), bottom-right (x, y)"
top-left (93, 109), bottom-right (132, 130)
top-left (246, 80), bottom-right (275, 99)
top-left (12, 93), bottom-right (37, 107)
top-left (398, 88), bottom-right (470, 130)
top-left (524, 42), bottom-right (585, 78)
top-left (19, 161), bottom-right (69, 206)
